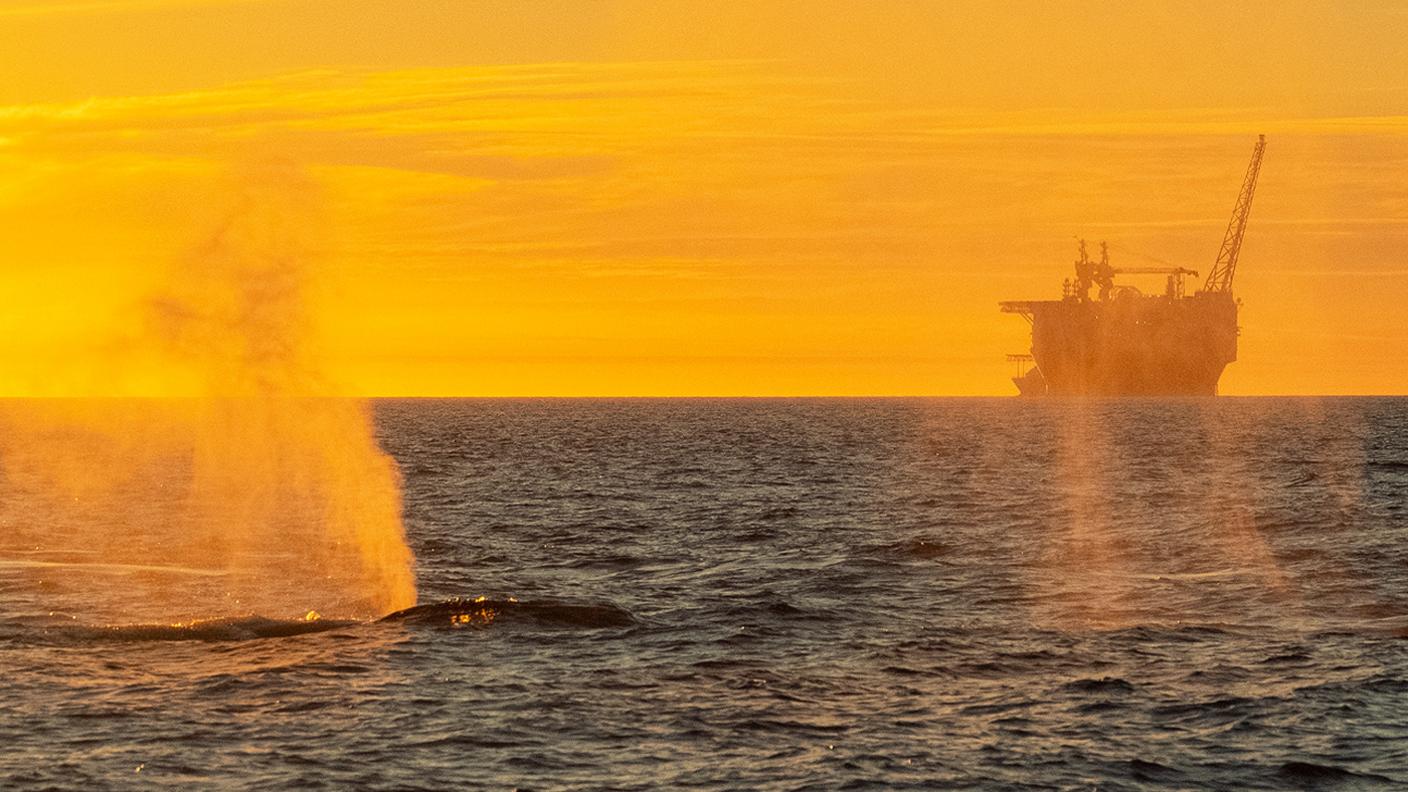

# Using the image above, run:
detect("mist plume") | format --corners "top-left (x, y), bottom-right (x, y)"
top-left (0, 162), bottom-right (416, 622)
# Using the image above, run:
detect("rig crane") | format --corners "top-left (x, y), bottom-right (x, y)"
top-left (1202, 135), bottom-right (1267, 294)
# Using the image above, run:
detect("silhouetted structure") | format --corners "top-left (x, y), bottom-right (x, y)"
top-left (1000, 135), bottom-right (1266, 396)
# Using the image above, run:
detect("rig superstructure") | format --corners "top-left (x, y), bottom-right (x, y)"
top-left (1000, 135), bottom-right (1267, 396)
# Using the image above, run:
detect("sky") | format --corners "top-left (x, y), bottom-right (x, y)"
top-left (0, 0), bottom-right (1405, 396)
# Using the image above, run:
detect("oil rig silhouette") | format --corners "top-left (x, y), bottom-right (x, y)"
top-left (1000, 135), bottom-right (1266, 396)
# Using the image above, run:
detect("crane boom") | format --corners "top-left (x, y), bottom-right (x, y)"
top-left (1112, 267), bottom-right (1198, 276)
top-left (1202, 135), bottom-right (1266, 293)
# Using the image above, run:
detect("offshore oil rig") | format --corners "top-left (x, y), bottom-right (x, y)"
top-left (1000, 135), bottom-right (1267, 396)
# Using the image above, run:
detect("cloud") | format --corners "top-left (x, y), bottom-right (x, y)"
top-left (0, 61), bottom-right (770, 172)
top-left (2, 58), bottom-right (1406, 395)
top-left (0, 0), bottom-right (270, 17)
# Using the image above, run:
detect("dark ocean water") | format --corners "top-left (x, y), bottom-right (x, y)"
top-left (3, 397), bottom-right (1408, 790)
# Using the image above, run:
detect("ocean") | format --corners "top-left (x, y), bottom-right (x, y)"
top-left (3, 397), bottom-right (1407, 789)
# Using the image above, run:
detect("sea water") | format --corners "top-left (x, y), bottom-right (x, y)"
top-left (2, 398), bottom-right (1405, 789)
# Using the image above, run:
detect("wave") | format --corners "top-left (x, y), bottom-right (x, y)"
top-left (0, 558), bottom-right (230, 577)
top-left (885, 537), bottom-right (949, 560)
top-left (1276, 761), bottom-right (1394, 785)
top-left (1062, 676), bottom-right (1136, 694)
top-left (55, 615), bottom-right (359, 643)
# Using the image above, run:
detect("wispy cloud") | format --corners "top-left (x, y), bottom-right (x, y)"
top-left (2, 58), bottom-right (1405, 395)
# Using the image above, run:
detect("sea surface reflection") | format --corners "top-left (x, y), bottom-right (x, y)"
top-left (2, 398), bottom-right (1406, 789)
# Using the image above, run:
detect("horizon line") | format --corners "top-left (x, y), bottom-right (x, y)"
top-left (0, 393), bottom-right (1404, 400)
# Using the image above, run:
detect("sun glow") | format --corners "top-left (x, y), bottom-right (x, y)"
top-left (0, 2), bottom-right (1403, 396)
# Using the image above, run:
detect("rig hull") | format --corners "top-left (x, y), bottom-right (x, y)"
top-left (1009, 292), bottom-right (1238, 396)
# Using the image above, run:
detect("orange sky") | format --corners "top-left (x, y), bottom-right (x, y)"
top-left (1, 0), bottom-right (1405, 395)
